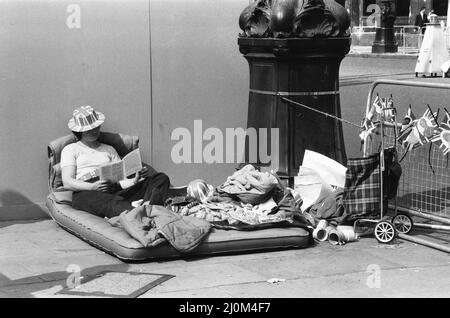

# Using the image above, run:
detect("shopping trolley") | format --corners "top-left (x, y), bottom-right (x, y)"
top-left (348, 93), bottom-right (403, 244)
top-left (354, 79), bottom-right (450, 250)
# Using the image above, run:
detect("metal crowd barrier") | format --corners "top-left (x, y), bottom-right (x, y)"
top-left (350, 25), bottom-right (433, 54)
top-left (364, 79), bottom-right (450, 253)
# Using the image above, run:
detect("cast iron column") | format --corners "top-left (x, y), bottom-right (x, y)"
top-left (238, 0), bottom-right (351, 184)
top-left (372, 0), bottom-right (398, 53)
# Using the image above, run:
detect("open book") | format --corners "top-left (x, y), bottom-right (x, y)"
top-left (99, 148), bottom-right (142, 183)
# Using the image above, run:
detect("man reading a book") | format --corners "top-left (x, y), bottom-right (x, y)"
top-left (61, 105), bottom-right (170, 218)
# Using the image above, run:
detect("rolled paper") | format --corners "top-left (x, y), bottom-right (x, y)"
top-left (328, 228), bottom-right (345, 245)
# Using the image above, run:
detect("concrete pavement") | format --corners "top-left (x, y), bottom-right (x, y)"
top-left (1, 219), bottom-right (449, 298)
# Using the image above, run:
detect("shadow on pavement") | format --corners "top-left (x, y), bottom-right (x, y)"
top-left (0, 263), bottom-right (130, 298)
top-left (0, 190), bottom-right (48, 227)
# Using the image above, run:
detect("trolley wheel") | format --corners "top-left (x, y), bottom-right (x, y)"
top-left (374, 221), bottom-right (396, 244)
top-left (392, 213), bottom-right (413, 234)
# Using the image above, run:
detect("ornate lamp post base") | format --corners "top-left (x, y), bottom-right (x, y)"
top-left (239, 37), bottom-right (350, 183)
top-left (238, 0), bottom-right (351, 184)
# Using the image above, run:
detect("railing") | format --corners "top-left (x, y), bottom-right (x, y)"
top-left (364, 79), bottom-right (450, 253)
top-left (364, 79), bottom-right (450, 220)
top-left (351, 24), bottom-right (450, 54)
top-left (397, 25), bottom-right (422, 53)
top-left (351, 25), bottom-right (421, 34)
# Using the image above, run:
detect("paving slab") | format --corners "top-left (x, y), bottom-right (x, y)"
top-left (0, 264), bottom-right (40, 284)
top-left (217, 265), bottom-right (450, 298)
top-left (232, 244), bottom-right (399, 281)
top-left (144, 262), bottom-right (267, 294)
top-left (360, 239), bottom-right (450, 268)
top-left (2, 280), bottom-right (66, 298)
top-left (141, 286), bottom-right (234, 298)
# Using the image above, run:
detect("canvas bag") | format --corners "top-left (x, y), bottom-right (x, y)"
top-left (342, 147), bottom-right (401, 222)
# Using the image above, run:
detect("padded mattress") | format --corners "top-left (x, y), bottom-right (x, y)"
top-left (45, 193), bottom-right (311, 261)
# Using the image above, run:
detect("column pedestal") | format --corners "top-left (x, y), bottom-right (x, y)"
top-left (371, 0), bottom-right (398, 53)
top-left (238, 37), bottom-right (350, 184)
top-left (372, 27), bottom-right (398, 53)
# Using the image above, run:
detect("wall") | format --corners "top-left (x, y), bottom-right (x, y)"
top-left (0, 0), bottom-right (249, 220)
top-left (149, 0), bottom-right (248, 187)
top-left (0, 0), bottom-right (152, 220)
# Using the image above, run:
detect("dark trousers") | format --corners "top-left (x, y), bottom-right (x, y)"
top-left (72, 172), bottom-right (170, 218)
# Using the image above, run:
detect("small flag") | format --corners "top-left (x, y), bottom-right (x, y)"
top-left (360, 95), bottom-right (382, 145)
top-left (414, 107), bottom-right (439, 145)
top-left (366, 94), bottom-right (382, 123)
top-left (430, 108), bottom-right (450, 156)
top-left (383, 95), bottom-right (396, 122)
top-left (397, 105), bottom-right (416, 146)
top-left (398, 106), bottom-right (438, 152)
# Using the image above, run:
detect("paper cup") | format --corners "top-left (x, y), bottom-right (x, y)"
top-left (313, 228), bottom-right (329, 241)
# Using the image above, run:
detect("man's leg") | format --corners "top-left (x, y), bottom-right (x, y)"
top-left (118, 172), bottom-right (171, 205)
top-left (72, 190), bottom-right (133, 218)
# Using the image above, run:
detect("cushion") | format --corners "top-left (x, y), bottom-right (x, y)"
top-left (50, 163), bottom-right (64, 191)
top-left (45, 193), bottom-right (311, 261)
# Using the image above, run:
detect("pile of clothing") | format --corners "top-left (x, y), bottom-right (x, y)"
top-left (108, 164), bottom-right (311, 250)
top-left (217, 164), bottom-right (278, 204)
top-left (166, 164), bottom-right (308, 231)
top-left (178, 196), bottom-right (239, 223)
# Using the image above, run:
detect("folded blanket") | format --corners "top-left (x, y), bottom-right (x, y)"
top-left (118, 205), bottom-right (211, 252)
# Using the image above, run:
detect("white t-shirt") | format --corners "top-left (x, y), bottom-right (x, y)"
top-left (60, 142), bottom-right (121, 180)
